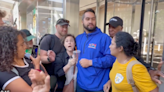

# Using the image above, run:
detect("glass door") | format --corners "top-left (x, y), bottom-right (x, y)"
top-left (105, 0), bottom-right (164, 68)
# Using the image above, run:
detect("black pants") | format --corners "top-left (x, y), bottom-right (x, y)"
top-left (50, 75), bottom-right (57, 92)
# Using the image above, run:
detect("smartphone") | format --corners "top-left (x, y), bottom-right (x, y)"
top-left (159, 43), bottom-right (164, 92)
top-left (31, 45), bottom-right (38, 58)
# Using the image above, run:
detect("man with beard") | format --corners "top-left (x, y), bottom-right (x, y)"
top-left (40, 18), bottom-right (69, 92)
top-left (75, 8), bottom-right (116, 92)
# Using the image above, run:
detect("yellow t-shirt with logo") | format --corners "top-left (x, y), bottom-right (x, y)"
top-left (110, 57), bottom-right (157, 92)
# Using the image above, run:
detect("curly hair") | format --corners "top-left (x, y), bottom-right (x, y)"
top-left (0, 26), bottom-right (26, 72)
top-left (0, 9), bottom-right (6, 18)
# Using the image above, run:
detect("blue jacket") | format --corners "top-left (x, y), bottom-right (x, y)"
top-left (76, 27), bottom-right (116, 91)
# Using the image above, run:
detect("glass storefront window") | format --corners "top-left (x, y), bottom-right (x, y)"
top-left (26, 0), bottom-right (64, 44)
top-left (104, 0), bottom-right (164, 68)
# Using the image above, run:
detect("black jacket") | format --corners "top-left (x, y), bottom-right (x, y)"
top-left (52, 51), bottom-right (70, 92)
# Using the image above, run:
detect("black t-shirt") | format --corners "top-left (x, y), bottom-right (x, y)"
top-left (40, 34), bottom-right (65, 55)
top-left (40, 34), bottom-right (65, 75)
top-left (0, 58), bottom-right (44, 90)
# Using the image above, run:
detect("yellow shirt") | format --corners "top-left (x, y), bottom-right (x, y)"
top-left (110, 57), bottom-right (157, 92)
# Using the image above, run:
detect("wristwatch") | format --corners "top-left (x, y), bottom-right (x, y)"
top-left (47, 57), bottom-right (51, 62)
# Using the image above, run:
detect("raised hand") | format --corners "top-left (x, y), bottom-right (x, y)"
top-left (47, 50), bottom-right (56, 62)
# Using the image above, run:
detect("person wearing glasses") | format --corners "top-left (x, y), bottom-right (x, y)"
top-left (40, 18), bottom-right (70, 92)
top-left (0, 9), bottom-right (6, 26)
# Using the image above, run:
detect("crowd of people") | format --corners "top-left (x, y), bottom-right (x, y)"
top-left (0, 8), bottom-right (164, 92)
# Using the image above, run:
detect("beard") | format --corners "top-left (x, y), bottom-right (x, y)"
top-left (83, 24), bottom-right (96, 32)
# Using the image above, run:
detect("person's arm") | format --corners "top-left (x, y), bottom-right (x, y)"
top-left (79, 35), bottom-right (116, 68)
top-left (132, 64), bottom-right (158, 92)
top-left (149, 61), bottom-right (164, 84)
top-left (40, 36), bottom-right (55, 64)
top-left (91, 35), bottom-right (116, 68)
top-left (63, 58), bottom-right (76, 73)
top-left (28, 70), bottom-right (50, 92)
top-left (150, 87), bottom-right (159, 92)
top-left (54, 55), bottom-right (76, 77)
top-left (40, 64), bottom-right (48, 75)
top-left (32, 75), bottom-right (50, 92)
top-left (103, 80), bottom-right (111, 92)
top-left (5, 78), bottom-right (33, 92)
top-left (0, 71), bottom-right (33, 92)
top-left (135, 55), bottom-right (164, 84)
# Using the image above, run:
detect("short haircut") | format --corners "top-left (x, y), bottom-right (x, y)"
top-left (82, 8), bottom-right (95, 20)
top-left (0, 9), bottom-right (6, 18)
top-left (63, 34), bottom-right (76, 45)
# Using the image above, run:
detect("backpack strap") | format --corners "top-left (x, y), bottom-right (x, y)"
top-left (39, 34), bottom-right (56, 51)
top-left (11, 67), bottom-right (19, 76)
top-left (126, 60), bottom-right (141, 92)
top-left (49, 34), bottom-right (56, 50)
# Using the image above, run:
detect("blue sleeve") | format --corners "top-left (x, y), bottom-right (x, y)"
top-left (92, 35), bottom-right (116, 68)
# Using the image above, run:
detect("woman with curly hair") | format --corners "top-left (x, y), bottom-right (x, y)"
top-left (0, 26), bottom-right (47, 92)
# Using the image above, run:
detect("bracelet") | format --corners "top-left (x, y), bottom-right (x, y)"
top-left (36, 69), bottom-right (41, 72)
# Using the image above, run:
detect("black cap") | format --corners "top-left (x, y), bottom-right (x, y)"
top-left (56, 18), bottom-right (70, 26)
top-left (106, 16), bottom-right (123, 27)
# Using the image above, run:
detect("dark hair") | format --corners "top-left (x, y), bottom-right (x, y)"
top-left (82, 8), bottom-right (95, 20)
top-left (63, 34), bottom-right (76, 45)
top-left (115, 32), bottom-right (139, 57)
top-left (0, 9), bottom-right (6, 18)
top-left (0, 26), bottom-right (26, 72)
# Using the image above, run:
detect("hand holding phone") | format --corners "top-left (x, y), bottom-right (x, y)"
top-left (31, 45), bottom-right (38, 58)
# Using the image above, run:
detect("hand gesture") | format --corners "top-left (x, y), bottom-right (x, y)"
top-left (30, 55), bottom-right (41, 69)
top-left (68, 58), bottom-right (76, 66)
top-left (28, 69), bottom-right (46, 86)
top-left (103, 80), bottom-right (111, 92)
top-left (47, 50), bottom-right (56, 62)
top-left (28, 69), bottom-right (50, 92)
top-left (32, 75), bottom-right (50, 92)
top-left (150, 61), bottom-right (164, 84)
top-left (80, 59), bottom-right (92, 68)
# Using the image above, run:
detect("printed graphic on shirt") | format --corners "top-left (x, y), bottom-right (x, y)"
top-left (88, 43), bottom-right (97, 49)
top-left (115, 73), bottom-right (124, 84)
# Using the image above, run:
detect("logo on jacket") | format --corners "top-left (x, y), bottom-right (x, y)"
top-left (88, 43), bottom-right (97, 49)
